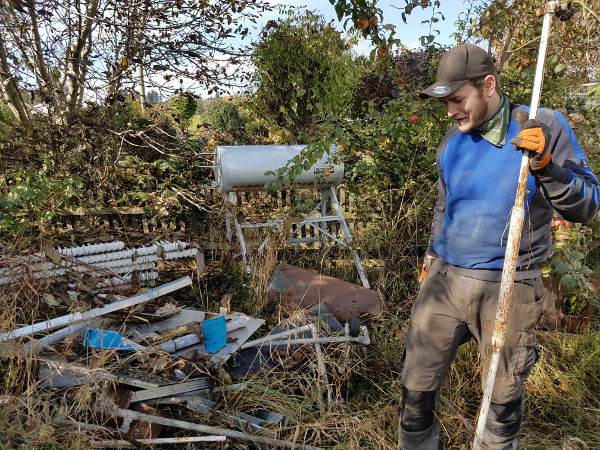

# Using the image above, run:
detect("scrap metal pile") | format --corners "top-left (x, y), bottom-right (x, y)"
top-left (0, 240), bottom-right (378, 448)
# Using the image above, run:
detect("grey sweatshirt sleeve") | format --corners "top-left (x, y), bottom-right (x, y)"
top-left (533, 110), bottom-right (600, 223)
top-left (426, 129), bottom-right (455, 256)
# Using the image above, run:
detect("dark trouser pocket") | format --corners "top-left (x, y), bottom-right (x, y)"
top-left (512, 330), bottom-right (539, 380)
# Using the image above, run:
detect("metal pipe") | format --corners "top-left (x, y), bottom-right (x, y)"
top-left (98, 404), bottom-right (325, 450)
top-left (239, 324), bottom-right (314, 349)
top-left (309, 324), bottom-right (332, 405)
top-left (91, 437), bottom-right (227, 446)
top-left (472, 4), bottom-right (556, 447)
top-left (242, 326), bottom-right (371, 347)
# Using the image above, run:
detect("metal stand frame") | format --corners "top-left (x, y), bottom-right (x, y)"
top-left (225, 187), bottom-right (369, 288)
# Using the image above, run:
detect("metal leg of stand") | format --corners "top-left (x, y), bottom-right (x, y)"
top-left (329, 187), bottom-right (370, 289)
top-left (225, 196), bottom-right (233, 242)
top-left (228, 192), bottom-right (250, 273)
top-left (320, 188), bottom-right (329, 248)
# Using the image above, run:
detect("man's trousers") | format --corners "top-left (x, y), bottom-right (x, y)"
top-left (398, 258), bottom-right (544, 449)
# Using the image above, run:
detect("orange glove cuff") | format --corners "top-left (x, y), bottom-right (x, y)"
top-left (537, 146), bottom-right (552, 169)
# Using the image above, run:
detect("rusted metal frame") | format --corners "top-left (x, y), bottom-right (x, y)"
top-left (473, 4), bottom-right (555, 447)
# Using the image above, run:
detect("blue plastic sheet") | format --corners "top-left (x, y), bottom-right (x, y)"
top-left (84, 328), bottom-right (134, 350)
top-left (202, 315), bottom-right (227, 353)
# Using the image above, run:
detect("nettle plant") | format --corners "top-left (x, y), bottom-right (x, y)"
top-left (543, 220), bottom-right (599, 315)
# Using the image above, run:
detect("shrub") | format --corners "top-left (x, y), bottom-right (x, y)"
top-left (199, 99), bottom-right (244, 133)
top-left (168, 94), bottom-right (197, 126)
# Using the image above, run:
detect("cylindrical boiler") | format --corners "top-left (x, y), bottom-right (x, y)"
top-left (214, 145), bottom-right (344, 193)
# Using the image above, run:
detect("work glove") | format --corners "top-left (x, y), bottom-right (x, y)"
top-left (510, 119), bottom-right (553, 173)
top-left (418, 255), bottom-right (434, 283)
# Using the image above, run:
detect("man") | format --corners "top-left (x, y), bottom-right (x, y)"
top-left (398, 43), bottom-right (600, 449)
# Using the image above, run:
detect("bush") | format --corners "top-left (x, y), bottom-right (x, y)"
top-left (199, 99), bottom-right (244, 133)
top-left (168, 94), bottom-right (197, 126)
top-left (248, 10), bottom-right (364, 134)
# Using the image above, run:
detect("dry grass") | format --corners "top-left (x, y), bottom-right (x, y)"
top-left (0, 209), bottom-right (599, 449)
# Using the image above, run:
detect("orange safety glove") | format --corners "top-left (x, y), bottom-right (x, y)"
top-left (510, 119), bottom-right (552, 172)
top-left (418, 256), bottom-right (434, 283)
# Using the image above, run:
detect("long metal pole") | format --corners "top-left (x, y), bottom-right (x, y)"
top-left (472, 4), bottom-right (556, 447)
top-left (98, 405), bottom-right (325, 450)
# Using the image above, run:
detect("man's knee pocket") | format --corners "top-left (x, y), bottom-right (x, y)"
top-left (400, 386), bottom-right (436, 432)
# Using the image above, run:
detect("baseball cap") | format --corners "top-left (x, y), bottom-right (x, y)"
top-left (420, 43), bottom-right (497, 99)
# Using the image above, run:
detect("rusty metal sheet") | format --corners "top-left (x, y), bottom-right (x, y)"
top-left (266, 264), bottom-right (383, 322)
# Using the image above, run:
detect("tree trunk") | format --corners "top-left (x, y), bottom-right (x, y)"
top-left (0, 33), bottom-right (29, 125)
top-left (66, 0), bottom-right (99, 114)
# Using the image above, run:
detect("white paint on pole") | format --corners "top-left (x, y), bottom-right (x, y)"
top-left (472, 5), bottom-right (556, 448)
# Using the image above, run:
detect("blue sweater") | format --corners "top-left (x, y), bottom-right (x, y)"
top-left (428, 104), bottom-right (600, 279)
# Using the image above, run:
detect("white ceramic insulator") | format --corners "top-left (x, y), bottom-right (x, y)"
top-left (0, 241), bottom-right (195, 286)
top-left (58, 241), bottom-right (125, 257)
top-left (139, 271), bottom-right (158, 281)
top-left (92, 254), bottom-right (159, 270)
top-left (164, 248), bottom-right (198, 260)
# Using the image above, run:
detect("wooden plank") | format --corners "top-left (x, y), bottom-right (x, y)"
top-left (0, 277), bottom-right (192, 341)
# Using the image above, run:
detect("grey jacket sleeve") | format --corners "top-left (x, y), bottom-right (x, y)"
top-left (534, 109), bottom-right (600, 223)
top-left (426, 130), bottom-right (454, 256)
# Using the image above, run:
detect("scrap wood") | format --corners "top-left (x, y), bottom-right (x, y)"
top-left (96, 404), bottom-right (325, 450)
top-left (0, 277), bottom-right (192, 342)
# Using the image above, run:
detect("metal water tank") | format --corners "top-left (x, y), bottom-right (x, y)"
top-left (214, 145), bottom-right (344, 193)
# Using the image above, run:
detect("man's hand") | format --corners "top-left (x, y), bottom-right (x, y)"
top-left (510, 119), bottom-right (552, 172)
top-left (418, 255), bottom-right (435, 283)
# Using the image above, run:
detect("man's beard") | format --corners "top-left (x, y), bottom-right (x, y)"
top-left (460, 90), bottom-right (489, 132)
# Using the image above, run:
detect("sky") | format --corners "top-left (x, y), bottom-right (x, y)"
top-left (153, 0), bottom-right (474, 99)
top-left (259, 0), bottom-right (470, 52)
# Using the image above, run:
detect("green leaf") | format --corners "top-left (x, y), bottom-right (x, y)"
top-left (335, 0), bottom-right (345, 21)
top-left (553, 260), bottom-right (569, 275)
top-left (560, 274), bottom-right (577, 290)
